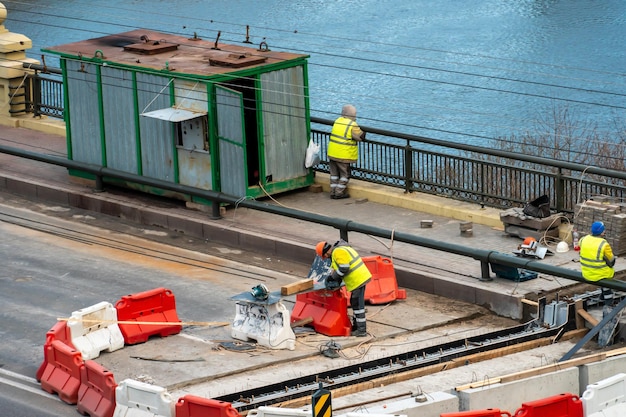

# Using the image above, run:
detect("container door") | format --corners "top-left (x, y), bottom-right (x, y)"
top-left (216, 85), bottom-right (247, 197)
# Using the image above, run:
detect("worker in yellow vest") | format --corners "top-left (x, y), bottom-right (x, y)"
top-left (327, 104), bottom-right (365, 199)
top-left (579, 221), bottom-right (617, 305)
top-left (316, 240), bottom-right (372, 337)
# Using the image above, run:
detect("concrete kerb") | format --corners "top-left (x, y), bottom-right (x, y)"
top-left (313, 173), bottom-right (503, 229)
top-left (0, 114), bottom-right (66, 137)
top-left (0, 170), bottom-right (530, 318)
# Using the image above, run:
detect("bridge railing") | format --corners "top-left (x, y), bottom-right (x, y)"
top-left (15, 64), bottom-right (64, 118)
top-left (18, 64), bottom-right (626, 213)
top-left (311, 117), bottom-right (626, 213)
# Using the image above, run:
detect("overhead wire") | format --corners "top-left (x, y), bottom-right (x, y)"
top-left (2, 2), bottom-right (625, 152)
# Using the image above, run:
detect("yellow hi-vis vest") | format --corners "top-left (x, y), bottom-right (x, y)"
top-left (579, 235), bottom-right (615, 281)
top-left (331, 245), bottom-right (372, 292)
top-left (328, 116), bottom-right (359, 162)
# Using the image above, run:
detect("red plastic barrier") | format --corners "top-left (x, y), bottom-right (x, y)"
top-left (342, 255), bottom-right (407, 304)
top-left (77, 360), bottom-right (117, 417)
top-left (441, 409), bottom-right (511, 417)
top-left (39, 340), bottom-right (84, 404)
top-left (176, 395), bottom-right (240, 417)
top-left (115, 287), bottom-right (182, 344)
top-left (513, 393), bottom-right (583, 417)
top-left (36, 321), bottom-right (74, 381)
top-left (291, 289), bottom-right (351, 336)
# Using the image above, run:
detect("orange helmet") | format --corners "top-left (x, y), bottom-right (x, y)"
top-left (315, 241), bottom-right (331, 257)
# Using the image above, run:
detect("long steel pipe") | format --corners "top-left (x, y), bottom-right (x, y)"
top-left (1, 144), bottom-right (625, 292)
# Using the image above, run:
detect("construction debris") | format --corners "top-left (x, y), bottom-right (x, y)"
top-left (500, 208), bottom-right (562, 240)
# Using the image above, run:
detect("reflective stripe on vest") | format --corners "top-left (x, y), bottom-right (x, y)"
top-left (328, 117), bottom-right (358, 161)
top-left (579, 235), bottom-right (614, 281)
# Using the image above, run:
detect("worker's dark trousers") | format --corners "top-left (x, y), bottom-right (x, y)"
top-left (350, 285), bottom-right (367, 332)
top-left (601, 287), bottom-right (615, 306)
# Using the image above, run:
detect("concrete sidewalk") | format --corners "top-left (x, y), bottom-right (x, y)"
top-left (0, 123), bottom-right (600, 319)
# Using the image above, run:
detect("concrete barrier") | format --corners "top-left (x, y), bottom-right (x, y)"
top-left (353, 392), bottom-right (459, 417)
top-left (248, 406), bottom-right (310, 417)
top-left (579, 355), bottom-right (626, 393)
top-left (456, 367), bottom-right (579, 412)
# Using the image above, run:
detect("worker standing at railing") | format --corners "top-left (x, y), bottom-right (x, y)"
top-left (579, 221), bottom-right (617, 305)
top-left (328, 104), bottom-right (365, 199)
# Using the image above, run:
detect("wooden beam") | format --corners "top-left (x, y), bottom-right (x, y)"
top-left (575, 299), bottom-right (585, 329)
top-left (577, 308), bottom-right (599, 327)
top-left (290, 317), bottom-right (313, 328)
top-left (281, 279), bottom-right (313, 296)
top-left (521, 299), bottom-right (539, 307)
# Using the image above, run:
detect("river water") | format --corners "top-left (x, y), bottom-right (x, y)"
top-left (4, 0), bottom-right (625, 147)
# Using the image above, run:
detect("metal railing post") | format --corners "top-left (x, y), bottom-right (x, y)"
top-left (555, 167), bottom-right (564, 213)
top-left (404, 139), bottom-right (412, 193)
top-left (32, 72), bottom-right (42, 117)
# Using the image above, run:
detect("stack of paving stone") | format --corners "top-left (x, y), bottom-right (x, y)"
top-left (574, 196), bottom-right (626, 255)
top-left (500, 207), bottom-right (562, 240)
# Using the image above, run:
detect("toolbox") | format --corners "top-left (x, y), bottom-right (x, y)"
top-left (490, 262), bottom-right (538, 282)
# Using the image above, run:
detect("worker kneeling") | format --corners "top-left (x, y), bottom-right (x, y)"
top-left (316, 240), bottom-right (372, 337)
top-left (579, 221), bottom-right (617, 305)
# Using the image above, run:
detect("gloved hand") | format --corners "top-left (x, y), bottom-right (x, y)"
top-left (325, 276), bottom-right (341, 290)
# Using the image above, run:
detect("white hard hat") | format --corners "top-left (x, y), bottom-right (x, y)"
top-left (556, 241), bottom-right (569, 253)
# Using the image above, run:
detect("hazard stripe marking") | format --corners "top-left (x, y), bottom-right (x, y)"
top-left (313, 392), bottom-right (331, 417)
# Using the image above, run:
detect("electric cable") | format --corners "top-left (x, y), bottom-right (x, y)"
top-left (4, 2), bottom-right (625, 143)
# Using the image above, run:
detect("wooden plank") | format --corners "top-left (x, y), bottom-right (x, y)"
top-left (281, 279), bottom-right (314, 295)
top-left (290, 317), bottom-right (313, 328)
top-left (575, 299), bottom-right (585, 329)
top-left (577, 308), bottom-right (599, 327)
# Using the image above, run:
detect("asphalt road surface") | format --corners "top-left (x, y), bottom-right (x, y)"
top-left (0, 194), bottom-right (310, 416)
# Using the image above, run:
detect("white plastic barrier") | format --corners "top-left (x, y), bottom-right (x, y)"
top-left (68, 301), bottom-right (125, 360)
top-left (113, 379), bottom-right (174, 417)
top-left (583, 373), bottom-right (626, 417)
top-left (340, 413), bottom-right (407, 417)
top-left (231, 301), bottom-right (296, 350)
top-left (248, 406), bottom-right (310, 417)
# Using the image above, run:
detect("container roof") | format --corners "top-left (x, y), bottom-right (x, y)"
top-left (43, 29), bottom-right (308, 76)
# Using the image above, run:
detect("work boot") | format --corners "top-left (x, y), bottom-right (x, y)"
top-left (351, 328), bottom-right (367, 337)
top-left (332, 193), bottom-right (350, 200)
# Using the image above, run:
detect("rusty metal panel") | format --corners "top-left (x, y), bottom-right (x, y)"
top-left (174, 79), bottom-right (208, 113)
top-left (260, 67), bottom-right (308, 182)
top-left (177, 149), bottom-right (212, 190)
top-left (46, 29), bottom-right (307, 78)
top-left (65, 59), bottom-right (102, 164)
top-left (136, 73), bottom-right (175, 182)
top-left (101, 66), bottom-right (137, 173)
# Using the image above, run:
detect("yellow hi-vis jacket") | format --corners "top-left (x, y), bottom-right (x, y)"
top-left (330, 245), bottom-right (372, 292)
top-left (328, 116), bottom-right (360, 162)
top-left (579, 235), bottom-right (615, 281)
